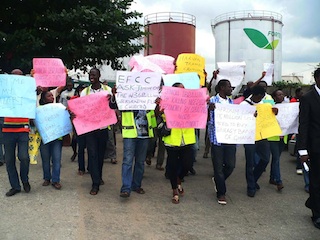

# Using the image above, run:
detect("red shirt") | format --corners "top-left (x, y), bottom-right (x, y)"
top-left (2, 117), bottom-right (30, 133)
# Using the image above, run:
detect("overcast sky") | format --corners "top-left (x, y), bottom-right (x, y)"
top-left (130, 0), bottom-right (320, 83)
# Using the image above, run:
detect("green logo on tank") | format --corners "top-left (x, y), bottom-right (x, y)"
top-left (243, 28), bottom-right (279, 50)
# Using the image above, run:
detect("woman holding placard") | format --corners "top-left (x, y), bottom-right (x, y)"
top-left (158, 82), bottom-right (196, 204)
top-left (38, 91), bottom-right (63, 190)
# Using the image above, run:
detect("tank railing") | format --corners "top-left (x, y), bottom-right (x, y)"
top-left (212, 10), bottom-right (282, 25)
top-left (145, 12), bottom-right (196, 26)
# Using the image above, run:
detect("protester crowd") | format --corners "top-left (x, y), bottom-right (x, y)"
top-left (0, 62), bottom-right (320, 230)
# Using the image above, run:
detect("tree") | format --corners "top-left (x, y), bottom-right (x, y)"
top-left (0, 0), bottom-right (146, 73)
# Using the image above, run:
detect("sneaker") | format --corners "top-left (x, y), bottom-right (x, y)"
top-left (296, 169), bottom-right (303, 175)
top-left (23, 182), bottom-right (31, 193)
top-left (6, 188), bottom-right (21, 197)
top-left (217, 195), bottom-right (227, 205)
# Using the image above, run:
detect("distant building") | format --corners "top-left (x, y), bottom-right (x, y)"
top-left (281, 75), bottom-right (303, 84)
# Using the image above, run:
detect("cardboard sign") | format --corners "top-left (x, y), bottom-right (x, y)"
top-left (163, 72), bottom-right (200, 89)
top-left (68, 92), bottom-right (117, 135)
top-left (33, 58), bottom-right (66, 87)
top-left (34, 103), bottom-right (73, 144)
top-left (0, 75), bottom-right (37, 118)
top-left (116, 71), bottom-right (161, 110)
top-left (255, 103), bottom-right (282, 140)
top-left (216, 62), bottom-right (246, 87)
top-left (215, 103), bottom-right (256, 144)
top-left (175, 53), bottom-right (206, 86)
top-left (160, 86), bottom-right (208, 128)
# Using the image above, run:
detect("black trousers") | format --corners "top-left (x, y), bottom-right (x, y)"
top-left (166, 145), bottom-right (193, 190)
top-left (308, 151), bottom-right (320, 219)
top-left (85, 129), bottom-right (108, 188)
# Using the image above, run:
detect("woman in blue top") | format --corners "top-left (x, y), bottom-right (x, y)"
top-left (39, 91), bottom-right (63, 190)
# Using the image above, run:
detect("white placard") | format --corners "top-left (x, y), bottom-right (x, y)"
top-left (216, 62), bottom-right (246, 87)
top-left (215, 103), bottom-right (256, 144)
top-left (275, 102), bottom-right (299, 135)
top-left (116, 71), bottom-right (161, 110)
top-left (263, 63), bottom-right (274, 86)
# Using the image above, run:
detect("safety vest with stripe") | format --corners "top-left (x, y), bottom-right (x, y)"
top-left (122, 111), bottom-right (156, 138)
top-left (84, 84), bottom-right (111, 95)
top-left (163, 128), bottom-right (196, 147)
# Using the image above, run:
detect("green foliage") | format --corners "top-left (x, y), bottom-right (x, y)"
top-left (0, 0), bottom-right (146, 73)
top-left (272, 80), bottom-right (301, 90)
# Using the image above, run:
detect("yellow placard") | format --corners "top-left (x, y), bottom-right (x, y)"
top-left (174, 53), bottom-right (206, 86)
top-left (255, 104), bottom-right (282, 141)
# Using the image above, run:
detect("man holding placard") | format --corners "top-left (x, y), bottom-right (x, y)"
top-left (240, 85), bottom-right (278, 197)
top-left (115, 71), bottom-right (160, 198)
top-left (208, 79), bottom-right (236, 205)
top-left (78, 68), bottom-right (114, 195)
top-left (3, 69), bottom-right (32, 196)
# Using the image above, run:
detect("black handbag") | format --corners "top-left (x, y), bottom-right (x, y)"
top-left (157, 120), bottom-right (171, 137)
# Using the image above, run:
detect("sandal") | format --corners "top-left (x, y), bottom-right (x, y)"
top-left (177, 184), bottom-right (184, 196)
top-left (172, 194), bottom-right (179, 204)
top-left (78, 170), bottom-right (85, 176)
top-left (90, 187), bottom-right (99, 195)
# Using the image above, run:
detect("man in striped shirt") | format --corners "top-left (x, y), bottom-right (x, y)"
top-left (3, 69), bottom-right (31, 196)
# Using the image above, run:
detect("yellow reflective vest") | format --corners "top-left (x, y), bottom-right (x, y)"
top-left (163, 128), bottom-right (196, 147)
top-left (122, 111), bottom-right (155, 138)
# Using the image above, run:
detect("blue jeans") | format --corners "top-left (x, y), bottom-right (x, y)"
top-left (3, 132), bottom-right (30, 190)
top-left (40, 139), bottom-right (62, 183)
top-left (121, 138), bottom-right (149, 193)
top-left (211, 144), bottom-right (236, 197)
top-left (244, 139), bottom-right (270, 194)
top-left (269, 140), bottom-right (285, 184)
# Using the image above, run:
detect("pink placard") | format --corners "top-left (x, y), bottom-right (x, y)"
top-left (68, 92), bottom-right (117, 135)
top-left (160, 86), bottom-right (208, 129)
top-left (33, 58), bottom-right (66, 87)
top-left (145, 54), bottom-right (175, 74)
top-left (233, 96), bottom-right (244, 104)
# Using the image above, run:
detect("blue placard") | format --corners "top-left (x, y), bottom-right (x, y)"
top-left (0, 75), bottom-right (37, 118)
top-left (162, 72), bottom-right (200, 89)
top-left (34, 103), bottom-right (73, 144)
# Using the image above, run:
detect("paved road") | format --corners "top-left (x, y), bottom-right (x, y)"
top-left (0, 131), bottom-right (318, 240)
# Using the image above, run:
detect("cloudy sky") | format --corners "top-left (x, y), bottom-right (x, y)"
top-left (129, 0), bottom-right (320, 83)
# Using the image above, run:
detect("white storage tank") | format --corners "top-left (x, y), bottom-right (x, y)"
top-left (212, 10), bottom-right (283, 84)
